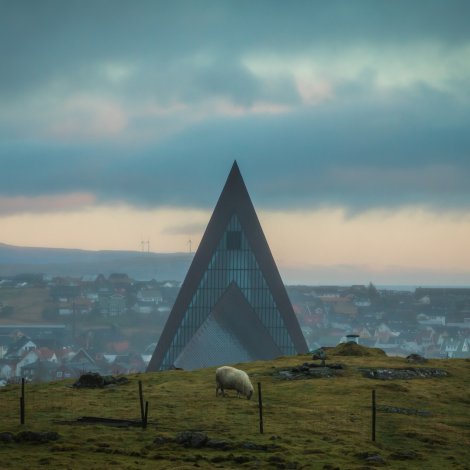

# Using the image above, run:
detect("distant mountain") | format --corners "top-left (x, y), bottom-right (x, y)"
top-left (0, 243), bottom-right (193, 281)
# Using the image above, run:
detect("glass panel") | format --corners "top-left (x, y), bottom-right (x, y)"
top-left (226, 231), bottom-right (242, 250)
top-left (161, 214), bottom-right (297, 368)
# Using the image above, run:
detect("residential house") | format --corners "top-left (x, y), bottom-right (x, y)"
top-left (0, 341), bottom-right (10, 359)
top-left (21, 360), bottom-right (59, 382)
top-left (64, 349), bottom-right (101, 376)
top-left (417, 314), bottom-right (446, 326)
top-left (374, 323), bottom-right (401, 350)
top-left (108, 273), bottom-right (132, 293)
top-left (459, 338), bottom-right (470, 358)
top-left (99, 293), bottom-right (127, 316)
top-left (58, 300), bottom-right (73, 316)
top-left (0, 361), bottom-right (14, 380)
top-left (440, 336), bottom-right (470, 358)
top-left (108, 353), bottom-right (145, 375)
top-left (133, 301), bottom-right (153, 314)
top-left (5, 336), bottom-right (37, 359)
top-left (137, 288), bottom-right (163, 304)
top-left (81, 274), bottom-right (106, 285)
top-left (134, 288), bottom-right (162, 314)
top-left (440, 337), bottom-right (462, 358)
top-left (15, 349), bottom-right (41, 376)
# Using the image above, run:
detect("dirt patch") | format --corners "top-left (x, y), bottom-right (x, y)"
top-left (376, 382), bottom-right (409, 392)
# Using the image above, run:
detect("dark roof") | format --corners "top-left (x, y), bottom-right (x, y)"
top-left (147, 161), bottom-right (308, 371)
top-left (21, 360), bottom-right (58, 372)
top-left (6, 336), bottom-right (35, 357)
top-left (67, 349), bottom-right (96, 366)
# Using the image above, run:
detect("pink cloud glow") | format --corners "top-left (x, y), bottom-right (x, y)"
top-left (48, 94), bottom-right (128, 139)
top-left (0, 193), bottom-right (96, 216)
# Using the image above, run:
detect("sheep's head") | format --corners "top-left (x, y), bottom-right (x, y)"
top-left (246, 389), bottom-right (253, 400)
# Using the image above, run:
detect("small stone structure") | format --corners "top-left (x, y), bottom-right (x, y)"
top-left (360, 367), bottom-right (448, 380)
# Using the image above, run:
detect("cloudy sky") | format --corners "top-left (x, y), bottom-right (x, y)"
top-left (1, 0), bottom-right (470, 285)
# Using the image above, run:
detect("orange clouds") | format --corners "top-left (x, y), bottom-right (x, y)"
top-left (260, 207), bottom-right (470, 274)
top-left (0, 193), bottom-right (96, 216)
top-left (1, 204), bottom-right (470, 283)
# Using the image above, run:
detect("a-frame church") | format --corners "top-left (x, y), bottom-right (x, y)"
top-left (146, 162), bottom-right (308, 371)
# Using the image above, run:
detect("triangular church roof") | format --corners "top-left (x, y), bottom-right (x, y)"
top-left (147, 161), bottom-right (308, 371)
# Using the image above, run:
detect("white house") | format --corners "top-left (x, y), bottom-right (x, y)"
top-left (137, 288), bottom-right (163, 304)
top-left (5, 336), bottom-right (37, 359)
top-left (440, 337), bottom-right (461, 358)
top-left (0, 362), bottom-right (14, 380)
top-left (15, 350), bottom-right (40, 376)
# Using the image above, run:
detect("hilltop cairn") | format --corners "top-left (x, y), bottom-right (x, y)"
top-left (276, 348), bottom-right (344, 380)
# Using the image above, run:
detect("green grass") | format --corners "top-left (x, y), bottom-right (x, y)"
top-left (1, 352), bottom-right (469, 469)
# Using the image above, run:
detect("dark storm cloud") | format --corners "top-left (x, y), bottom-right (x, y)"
top-left (126, 58), bottom-right (300, 107)
top-left (0, 1), bottom-right (469, 215)
top-left (1, 81), bottom-right (469, 214)
top-left (1, 0), bottom-right (469, 100)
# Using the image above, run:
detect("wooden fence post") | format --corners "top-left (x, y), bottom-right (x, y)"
top-left (144, 401), bottom-right (149, 429)
top-left (138, 380), bottom-right (145, 424)
top-left (371, 389), bottom-right (376, 442)
top-left (138, 380), bottom-right (149, 429)
top-left (258, 382), bottom-right (264, 434)
top-left (20, 378), bottom-right (25, 425)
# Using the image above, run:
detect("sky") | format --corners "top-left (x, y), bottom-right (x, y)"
top-left (1, 0), bottom-right (470, 285)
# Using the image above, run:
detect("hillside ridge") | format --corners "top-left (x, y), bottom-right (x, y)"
top-left (0, 243), bottom-right (193, 280)
top-left (1, 349), bottom-right (469, 469)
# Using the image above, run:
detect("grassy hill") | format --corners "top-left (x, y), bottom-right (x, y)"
top-left (1, 349), bottom-right (469, 469)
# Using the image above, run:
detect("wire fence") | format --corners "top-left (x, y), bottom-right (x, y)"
top-left (2, 379), bottom-right (469, 450)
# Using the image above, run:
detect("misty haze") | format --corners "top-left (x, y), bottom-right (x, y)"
top-left (1, 1), bottom-right (469, 469)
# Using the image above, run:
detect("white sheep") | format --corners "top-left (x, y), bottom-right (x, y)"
top-left (215, 366), bottom-right (254, 400)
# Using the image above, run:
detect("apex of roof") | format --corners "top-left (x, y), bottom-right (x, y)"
top-left (147, 162), bottom-right (308, 372)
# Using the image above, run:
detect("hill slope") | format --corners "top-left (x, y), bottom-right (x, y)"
top-left (0, 243), bottom-right (192, 280)
top-left (1, 350), bottom-right (469, 469)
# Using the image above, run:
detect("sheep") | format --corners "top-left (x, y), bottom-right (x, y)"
top-left (215, 366), bottom-right (254, 400)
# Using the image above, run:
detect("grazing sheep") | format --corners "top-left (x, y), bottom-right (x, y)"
top-left (215, 366), bottom-right (254, 400)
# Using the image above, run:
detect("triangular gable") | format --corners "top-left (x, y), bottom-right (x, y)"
top-left (463, 338), bottom-right (470, 353)
top-left (70, 348), bottom-right (95, 365)
top-left (147, 162), bottom-right (308, 371)
top-left (173, 282), bottom-right (283, 370)
top-left (6, 336), bottom-right (36, 357)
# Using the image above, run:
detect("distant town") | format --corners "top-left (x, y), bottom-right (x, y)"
top-left (1, 272), bottom-right (469, 386)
